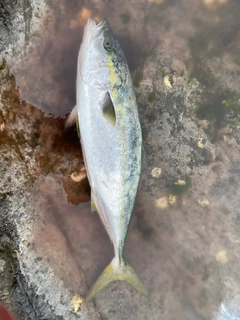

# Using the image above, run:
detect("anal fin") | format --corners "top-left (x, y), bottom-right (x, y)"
top-left (91, 195), bottom-right (98, 213)
top-left (65, 105), bottom-right (77, 128)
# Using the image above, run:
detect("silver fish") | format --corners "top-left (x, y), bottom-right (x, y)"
top-left (68, 18), bottom-right (148, 301)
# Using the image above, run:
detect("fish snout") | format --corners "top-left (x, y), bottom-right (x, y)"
top-left (86, 18), bottom-right (107, 37)
top-left (96, 19), bottom-right (107, 28)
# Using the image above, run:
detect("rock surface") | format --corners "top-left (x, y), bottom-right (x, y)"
top-left (1, 0), bottom-right (240, 319)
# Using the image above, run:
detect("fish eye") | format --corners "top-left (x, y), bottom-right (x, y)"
top-left (104, 40), bottom-right (113, 51)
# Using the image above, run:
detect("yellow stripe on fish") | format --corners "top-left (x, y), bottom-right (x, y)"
top-left (107, 59), bottom-right (118, 92)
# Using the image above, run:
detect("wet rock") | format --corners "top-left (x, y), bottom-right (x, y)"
top-left (0, 61), bottom-right (99, 319)
top-left (1, 0), bottom-right (240, 319)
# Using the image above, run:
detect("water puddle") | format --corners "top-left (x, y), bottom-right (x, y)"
top-left (1, 0), bottom-right (240, 319)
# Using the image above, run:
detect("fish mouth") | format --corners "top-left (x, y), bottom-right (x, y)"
top-left (85, 18), bottom-right (108, 37)
top-left (96, 19), bottom-right (107, 28)
top-left (83, 18), bottom-right (97, 39)
top-left (86, 17), bottom-right (97, 29)
top-left (86, 18), bottom-right (107, 29)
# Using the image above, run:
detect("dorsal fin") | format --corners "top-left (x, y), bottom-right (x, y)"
top-left (91, 194), bottom-right (98, 213)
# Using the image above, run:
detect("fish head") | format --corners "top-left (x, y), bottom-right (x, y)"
top-left (78, 18), bottom-right (128, 92)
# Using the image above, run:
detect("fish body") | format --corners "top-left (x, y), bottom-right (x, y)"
top-left (73, 18), bottom-right (148, 301)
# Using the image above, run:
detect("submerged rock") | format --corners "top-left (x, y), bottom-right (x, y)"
top-left (0, 60), bottom-right (98, 319)
top-left (1, 0), bottom-right (240, 319)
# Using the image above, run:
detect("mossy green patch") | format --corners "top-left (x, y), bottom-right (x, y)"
top-left (133, 70), bottom-right (143, 88)
top-left (187, 77), bottom-right (199, 89)
top-left (161, 70), bottom-right (167, 78)
top-left (168, 178), bottom-right (191, 196)
top-left (0, 192), bottom-right (13, 202)
top-left (188, 36), bottom-right (218, 87)
top-left (188, 3), bottom-right (240, 138)
top-left (222, 95), bottom-right (240, 116)
top-left (212, 164), bottom-right (221, 173)
top-left (228, 176), bottom-right (237, 186)
top-left (221, 206), bottom-right (231, 215)
top-left (187, 162), bottom-right (193, 169)
top-left (148, 91), bottom-right (156, 103)
top-left (120, 13), bottom-right (131, 24)
top-left (195, 91), bottom-right (227, 125)
top-left (195, 90), bottom-right (240, 130)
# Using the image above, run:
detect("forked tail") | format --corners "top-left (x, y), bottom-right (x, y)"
top-left (86, 257), bottom-right (149, 302)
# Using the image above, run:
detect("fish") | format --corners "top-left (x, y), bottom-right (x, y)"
top-left (68, 17), bottom-right (149, 301)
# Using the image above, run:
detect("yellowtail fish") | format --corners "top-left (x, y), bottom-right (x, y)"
top-left (68, 18), bottom-right (148, 301)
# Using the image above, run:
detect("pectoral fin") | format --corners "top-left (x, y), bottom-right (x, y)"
top-left (141, 143), bottom-right (148, 171)
top-left (100, 92), bottom-right (116, 126)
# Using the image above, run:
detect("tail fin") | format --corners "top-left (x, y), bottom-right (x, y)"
top-left (86, 258), bottom-right (149, 302)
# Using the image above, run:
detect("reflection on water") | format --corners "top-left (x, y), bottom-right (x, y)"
top-left (215, 296), bottom-right (240, 320)
top-left (1, 0), bottom-right (240, 319)
top-left (33, 174), bottom-right (112, 294)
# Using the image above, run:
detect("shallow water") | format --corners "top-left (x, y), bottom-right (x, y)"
top-left (1, 0), bottom-right (240, 319)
